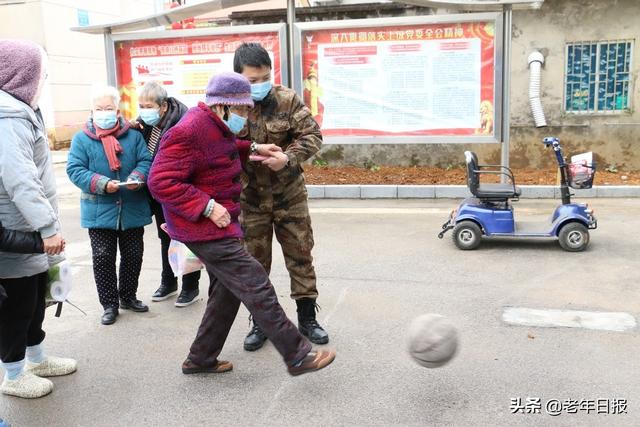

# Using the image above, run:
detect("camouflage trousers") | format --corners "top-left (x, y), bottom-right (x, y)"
top-left (241, 197), bottom-right (318, 300)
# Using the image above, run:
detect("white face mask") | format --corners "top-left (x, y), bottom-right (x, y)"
top-left (93, 110), bottom-right (118, 129)
top-left (30, 47), bottom-right (47, 109)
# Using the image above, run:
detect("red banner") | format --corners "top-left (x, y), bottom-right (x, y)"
top-left (115, 32), bottom-right (281, 119)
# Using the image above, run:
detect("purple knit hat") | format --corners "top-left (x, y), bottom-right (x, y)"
top-left (205, 72), bottom-right (254, 107)
top-left (0, 39), bottom-right (43, 106)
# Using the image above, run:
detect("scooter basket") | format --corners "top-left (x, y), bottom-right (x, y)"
top-left (568, 161), bottom-right (596, 189)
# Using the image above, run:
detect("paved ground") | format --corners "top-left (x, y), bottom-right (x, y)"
top-left (1, 164), bottom-right (639, 426)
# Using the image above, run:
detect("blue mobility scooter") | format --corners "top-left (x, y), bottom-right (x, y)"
top-left (438, 137), bottom-right (597, 251)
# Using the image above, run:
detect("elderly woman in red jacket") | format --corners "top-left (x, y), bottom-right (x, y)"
top-left (148, 72), bottom-right (335, 376)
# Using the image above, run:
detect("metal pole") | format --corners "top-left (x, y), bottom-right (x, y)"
top-left (286, 0), bottom-right (296, 89)
top-left (501, 5), bottom-right (512, 183)
top-left (104, 30), bottom-right (117, 87)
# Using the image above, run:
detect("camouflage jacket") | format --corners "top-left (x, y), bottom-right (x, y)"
top-left (239, 85), bottom-right (322, 210)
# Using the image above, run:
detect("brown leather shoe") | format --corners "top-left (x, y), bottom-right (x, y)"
top-left (182, 358), bottom-right (233, 374)
top-left (287, 350), bottom-right (336, 376)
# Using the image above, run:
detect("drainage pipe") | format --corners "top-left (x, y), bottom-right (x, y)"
top-left (528, 51), bottom-right (547, 127)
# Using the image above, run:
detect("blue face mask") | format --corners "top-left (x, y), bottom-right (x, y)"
top-left (139, 108), bottom-right (161, 126)
top-left (223, 113), bottom-right (247, 135)
top-left (93, 110), bottom-right (118, 130)
top-left (251, 81), bottom-right (272, 101)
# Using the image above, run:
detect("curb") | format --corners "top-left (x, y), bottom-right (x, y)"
top-left (307, 185), bottom-right (640, 199)
top-left (50, 152), bottom-right (639, 198)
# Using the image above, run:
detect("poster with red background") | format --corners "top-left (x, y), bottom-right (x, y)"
top-left (115, 32), bottom-right (281, 119)
top-left (301, 21), bottom-right (496, 138)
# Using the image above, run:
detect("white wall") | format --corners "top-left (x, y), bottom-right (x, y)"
top-left (0, 2), bottom-right (45, 43)
top-left (0, 0), bottom-right (157, 144)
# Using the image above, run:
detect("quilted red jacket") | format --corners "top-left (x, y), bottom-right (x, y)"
top-left (148, 102), bottom-right (250, 243)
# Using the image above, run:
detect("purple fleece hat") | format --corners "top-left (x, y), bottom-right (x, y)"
top-left (0, 39), bottom-right (43, 106)
top-left (205, 72), bottom-right (254, 107)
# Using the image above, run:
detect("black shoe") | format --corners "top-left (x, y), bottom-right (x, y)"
top-left (243, 323), bottom-right (267, 351)
top-left (101, 307), bottom-right (119, 325)
top-left (297, 298), bottom-right (329, 345)
top-left (120, 298), bottom-right (149, 312)
top-left (151, 283), bottom-right (178, 301)
top-left (175, 289), bottom-right (199, 307)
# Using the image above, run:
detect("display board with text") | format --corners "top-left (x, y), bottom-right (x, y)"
top-left (296, 15), bottom-right (502, 143)
top-left (112, 26), bottom-right (286, 119)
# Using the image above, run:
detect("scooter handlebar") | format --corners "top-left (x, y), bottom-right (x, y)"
top-left (542, 136), bottom-right (561, 152)
top-left (542, 137), bottom-right (566, 167)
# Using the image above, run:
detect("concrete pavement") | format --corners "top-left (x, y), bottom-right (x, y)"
top-left (1, 164), bottom-right (639, 426)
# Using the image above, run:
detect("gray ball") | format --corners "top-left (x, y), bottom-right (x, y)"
top-left (407, 314), bottom-right (458, 368)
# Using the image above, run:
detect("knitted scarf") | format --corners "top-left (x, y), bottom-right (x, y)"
top-left (93, 120), bottom-right (128, 171)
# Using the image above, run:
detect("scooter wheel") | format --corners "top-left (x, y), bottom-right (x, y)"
top-left (558, 222), bottom-right (590, 252)
top-left (453, 220), bottom-right (482, 250)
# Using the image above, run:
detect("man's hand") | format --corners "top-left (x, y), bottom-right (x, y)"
top-left (255, 143), bottom-right (282, 156)
top-left (261, 151), bottom-right (289, 172)
top-left (208, 203), bottom-right (231, 228)
top-left (106, 181), bottom-right (120, 193)
top-left (42, 233), bottom-right (65, 255)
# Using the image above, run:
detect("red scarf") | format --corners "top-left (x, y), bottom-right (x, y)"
top-left (95, 120), bottom-right (123, 171)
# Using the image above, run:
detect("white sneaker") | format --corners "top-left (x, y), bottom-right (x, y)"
top-left (26, 356), bottom-right (77, 377)
top-left (1, 371), bottom-right (53, 398)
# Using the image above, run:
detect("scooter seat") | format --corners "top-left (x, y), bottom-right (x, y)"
top-left (476, 183), bottom-right (522, 199)
top-left (465, 151), bottom-right (521, 201)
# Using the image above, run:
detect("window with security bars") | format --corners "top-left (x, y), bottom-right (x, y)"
top-left (565, 40), bottom-right (633, 113)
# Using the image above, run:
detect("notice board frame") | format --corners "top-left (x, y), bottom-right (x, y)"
top-left (293, 13), bottom-right (504, 144)
top-left (105, 23), bottom-right (288, 118)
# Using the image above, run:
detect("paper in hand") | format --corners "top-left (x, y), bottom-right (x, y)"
top-left (116, 180), bottom-right (142, 187)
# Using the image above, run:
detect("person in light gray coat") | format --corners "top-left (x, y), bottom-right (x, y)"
top-left (0, 39), bottom-right (77, 399)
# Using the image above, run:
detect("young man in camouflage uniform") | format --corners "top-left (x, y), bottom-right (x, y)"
top-left (234, 43), bottom-right (329, 351)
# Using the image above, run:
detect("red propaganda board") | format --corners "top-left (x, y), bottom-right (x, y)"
top-left (299, 18), bottom-right (499, 141)
top-left (114, 31), bottom-right (282, 119)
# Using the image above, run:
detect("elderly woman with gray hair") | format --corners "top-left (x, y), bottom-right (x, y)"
top-left (133, 82), bottom-right (201, 307)
top-left (67, 85), bottom-right (152, 326)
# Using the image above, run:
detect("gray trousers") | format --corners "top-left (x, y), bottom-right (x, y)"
top-left (186, 238), bottom-right (311, 367)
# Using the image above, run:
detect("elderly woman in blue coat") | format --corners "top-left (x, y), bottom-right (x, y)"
top-left (67, 85), bottom-right (152, 326)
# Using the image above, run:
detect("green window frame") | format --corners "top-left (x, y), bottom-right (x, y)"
top-left (565, 40), bottom-right (633, 113)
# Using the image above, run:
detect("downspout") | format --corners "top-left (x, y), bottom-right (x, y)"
top-left (528, 51), bottom-right (547, 127)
